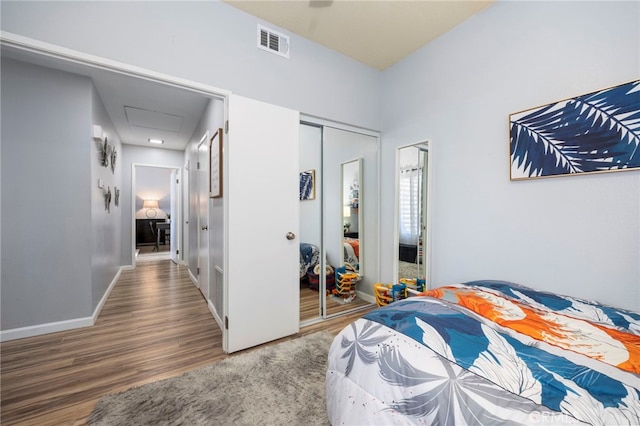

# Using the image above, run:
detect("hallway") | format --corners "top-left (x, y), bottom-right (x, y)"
top-left (1, 261), bottom-right (221, 425)
top-left (0, 260), bottom-right (374, 425)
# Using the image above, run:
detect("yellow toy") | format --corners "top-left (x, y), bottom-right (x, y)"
top-left (374, 284), bottom-right (393, 307)
top-left (374, 283), bottom-right (407, 307)
top-left (399, 277), bottom-right (427, 293)
top-left (333, 272), bottom-right (358, 301)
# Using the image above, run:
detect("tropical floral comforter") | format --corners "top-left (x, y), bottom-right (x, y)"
top-left (326, 280), bottom-right (640, 425)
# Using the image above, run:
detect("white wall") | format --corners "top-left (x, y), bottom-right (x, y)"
top-left (380, 1), bottom-right (640, 310)
top-left (135, 167), bottom-right (173, 219)
top-left (0, 0), bottom-right (381, 131)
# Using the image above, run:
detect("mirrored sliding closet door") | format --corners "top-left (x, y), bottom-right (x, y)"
top-left (322, 127), bottom-right (378, 318)
top-left (298, 123), bottom-right (380, 324)
top-left (298, 123), bottom-right (323, 324)
top-left (396, 142), bottom-right (430, 284)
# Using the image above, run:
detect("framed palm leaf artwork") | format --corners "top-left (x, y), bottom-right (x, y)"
top-left (510, 80), bottom-right (640, 180)
top-left (299, 169), bottom-right (315, 200)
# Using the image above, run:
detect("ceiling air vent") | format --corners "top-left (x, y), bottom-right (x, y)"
top-left (257, 24), bottom-right (289, 58)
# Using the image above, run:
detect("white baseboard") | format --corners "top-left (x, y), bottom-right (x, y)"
top-left (356, 290), bottom-right (376, 305)
top-left (91, 266), bottom-right (123, 323)
top-left (188, 269), bottom-right (199, 288)
top-left (207, 300), bottom-right (224, 331)
top-left (1, 265), bottom-right (127, 342)
top-left (0, 316), bottom-right (94, 342)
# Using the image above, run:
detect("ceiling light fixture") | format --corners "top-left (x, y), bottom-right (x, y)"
top-left (148, 139), bottom-right (164, 144)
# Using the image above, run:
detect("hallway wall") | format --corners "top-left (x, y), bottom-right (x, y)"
top-left (1, 58), bottom-right (122, 333)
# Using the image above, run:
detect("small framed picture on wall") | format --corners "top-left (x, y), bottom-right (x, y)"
top-left (299, 169), bottom-right (315, 201)
top-left (210, 128), bottom-right (223, 198)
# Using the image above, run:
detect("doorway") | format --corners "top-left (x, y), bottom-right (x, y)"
top-left (133, 164), bottom-right (180, 263)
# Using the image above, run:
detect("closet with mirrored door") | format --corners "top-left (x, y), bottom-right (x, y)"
top-left (298, 122), bottom-right (379, 324)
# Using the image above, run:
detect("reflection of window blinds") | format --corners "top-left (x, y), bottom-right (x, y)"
top-left (399, 166), bottom-right (421, 245)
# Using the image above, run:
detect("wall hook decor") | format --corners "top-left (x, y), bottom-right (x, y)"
top-left (99, 137), bottom-right (109, 168)
top-left (110, 146), bottom-right (117, 173)
top-left (104, 186), bottom-right (112, 213)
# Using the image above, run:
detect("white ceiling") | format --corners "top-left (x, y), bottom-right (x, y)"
top-left (223, 0), bottom-right (494, 70)
top-left (2, 1), bottom-right (492, 151)
top-left (90, 73), bottom-right (209, 151)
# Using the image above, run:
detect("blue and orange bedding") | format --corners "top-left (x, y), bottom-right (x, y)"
top-left (327, 280), bottom-right (640, 425)
top-left (419, 281), bottom-right (640, 374)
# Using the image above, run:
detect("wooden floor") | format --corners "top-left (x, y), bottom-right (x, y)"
top-left (299, 281), bottom-right (374, 322)
top-left (136, 243), bottom-right (170, 254)
top-left (0, 260), bottom-right (374, 426)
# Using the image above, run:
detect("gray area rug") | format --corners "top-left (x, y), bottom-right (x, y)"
top-left (88, 332), bottom-right (334, 425)
top-left (398, 260), bottom-right (421, 280)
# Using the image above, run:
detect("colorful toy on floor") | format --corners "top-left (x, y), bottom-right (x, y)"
top-left (374, 283), bottom-right (407, 307)
top-left (399, 277), bottom-right (426, 293)
top-left (332, 265), bottom-right (359, 303)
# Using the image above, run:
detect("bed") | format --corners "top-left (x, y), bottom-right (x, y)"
top-left (343, 238), bottom-right (359, 267)
top-left (327, 280), bottom-right (640, 425)
top-left (300, 243), bottom-right (319, 279)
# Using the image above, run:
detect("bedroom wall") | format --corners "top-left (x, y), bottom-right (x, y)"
top-left (1, 59), bottom-right (94, 330)
top-left (134, 167), bottom-right (173, 220)
top-left (380, 1), bottom-right (640, 311)
top-left (0, 0), bottom-right (381, 131)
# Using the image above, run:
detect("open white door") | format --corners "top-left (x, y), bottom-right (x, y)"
top-left (225, 95), bottom-right (299, 353)
top-left (182, 161), bottom-right (190, 265)
top-left (197, 133), bottom-right (210, 299)
top-left (169, 169), bottom-right (180, 264)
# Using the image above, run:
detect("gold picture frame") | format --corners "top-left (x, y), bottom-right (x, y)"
top-left (299, 169), bottom-right (315, 200)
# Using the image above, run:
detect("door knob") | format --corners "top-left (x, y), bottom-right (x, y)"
top-left (202, 225), bottom-right (208, 231)
top-left (286, 232), bottom-right (295, 240)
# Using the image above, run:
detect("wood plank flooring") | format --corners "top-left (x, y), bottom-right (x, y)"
top-left (299, 282), bottom-right (374, 323)
top-left (0, 260), bottom-right (374, 426)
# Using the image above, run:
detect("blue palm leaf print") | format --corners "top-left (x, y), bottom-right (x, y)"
top-left (510, 80), bottom-right (640, 179)
top-left (339, 321), bottom-right (387, 376)
top-left (378, 344), bottom-right (530, 423)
